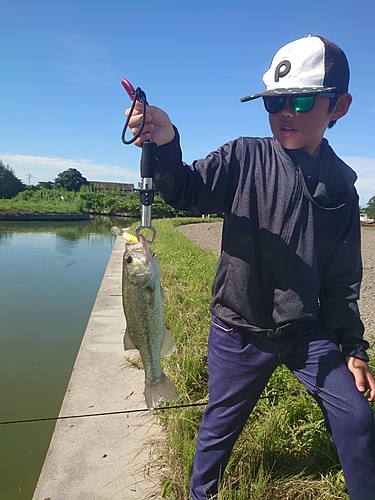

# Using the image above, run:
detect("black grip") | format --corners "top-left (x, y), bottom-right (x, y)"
top-left (140, 189), bottom-right (154, 206)
top-left (140, 141), bottom-right (157, 178)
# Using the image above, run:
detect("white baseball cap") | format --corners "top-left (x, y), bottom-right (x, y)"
top-left (241, 35), bottom-right (350, 102)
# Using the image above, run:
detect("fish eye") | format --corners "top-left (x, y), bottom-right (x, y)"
top-left (125, 255), bottom-right (133, 264)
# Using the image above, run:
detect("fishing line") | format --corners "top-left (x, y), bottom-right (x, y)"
top-left (0, 392), bottom-right (296, 426)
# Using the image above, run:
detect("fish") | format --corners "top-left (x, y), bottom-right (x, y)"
top-left (121, 234), bottom-right (179, 410)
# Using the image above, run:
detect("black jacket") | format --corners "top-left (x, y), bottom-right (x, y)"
top-left (154, 129), bottom-right (369, 361)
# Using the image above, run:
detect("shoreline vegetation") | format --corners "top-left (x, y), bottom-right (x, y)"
top-left (0, 186), bottom-right (199, 221)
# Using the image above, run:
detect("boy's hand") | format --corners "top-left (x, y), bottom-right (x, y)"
top-left (125, 101), bottom-right (175, 148)
top-left (346, 356), bottom-right (375, 402)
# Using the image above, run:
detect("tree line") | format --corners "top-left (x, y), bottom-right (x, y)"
top-left (0, 161), bottom-right (91, 196)
top-left (0, 160), bottom-right (195, 218)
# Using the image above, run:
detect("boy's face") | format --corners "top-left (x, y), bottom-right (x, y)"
top-left (268, 95), bottom-right (336, 158)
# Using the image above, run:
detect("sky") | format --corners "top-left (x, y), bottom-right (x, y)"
top-left (1, 0), bottom-right (375, 206)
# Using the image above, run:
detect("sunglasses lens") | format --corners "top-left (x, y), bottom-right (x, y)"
top-left (291, 96), bottom-right (315, 113)
top-left (263, 95), bottom-right (317, 113)
top-left (263, 97), bottom-right (286, 113)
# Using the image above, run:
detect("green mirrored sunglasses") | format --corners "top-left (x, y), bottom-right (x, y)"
top-left (263, 92), bottom-right (338, 114)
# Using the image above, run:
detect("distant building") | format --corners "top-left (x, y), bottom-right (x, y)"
top-left (89, 181), bottom-right (134, 197)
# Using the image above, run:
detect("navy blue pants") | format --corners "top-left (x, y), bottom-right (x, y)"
top-left (190, 317), bottom-right (375, 499)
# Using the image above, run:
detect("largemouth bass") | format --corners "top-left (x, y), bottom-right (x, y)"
top-left (121, 234), bottom-right (179, 410)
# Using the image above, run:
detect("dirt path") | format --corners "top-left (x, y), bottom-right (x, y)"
top-left (179, 222), bottom-right (375, 344)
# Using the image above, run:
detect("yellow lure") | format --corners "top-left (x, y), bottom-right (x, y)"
top-left (122, 232), bottom-right (138, 243)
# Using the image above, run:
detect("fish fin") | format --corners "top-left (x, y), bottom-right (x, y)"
top-left (147, 288), bottom-right (156, 306)
top-left (144, 373), bottom-right (179, 410)
top-left (160, 327), bottom-right (176, 358)
top-left (123, 327), bottom-right (138, 350)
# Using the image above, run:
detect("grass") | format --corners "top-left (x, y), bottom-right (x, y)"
top-left (129, 218), bottom-right (374, 499)
top-left (0, 197), bottom-right (86, 214)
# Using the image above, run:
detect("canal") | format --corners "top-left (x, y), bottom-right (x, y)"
top-left (0, 217), bottom-right (131, 500)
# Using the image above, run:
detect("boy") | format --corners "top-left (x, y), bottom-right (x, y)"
top-left (126, 35), bottom-right (375, 499)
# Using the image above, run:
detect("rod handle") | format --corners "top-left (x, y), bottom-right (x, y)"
top-left (140, 141), bottom-right (157, 178)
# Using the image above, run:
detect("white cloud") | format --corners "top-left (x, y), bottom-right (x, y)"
top-left (343, 156), bottom-right (375, 206)
top-left (0, 153), bottom-right (140, 185)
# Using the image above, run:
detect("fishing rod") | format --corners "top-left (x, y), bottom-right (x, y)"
top-left (120, 78), bottom-right (157, 243)
top-left (0, 392), bottom-right (299, 426)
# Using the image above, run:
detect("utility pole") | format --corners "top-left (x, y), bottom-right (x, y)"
top-left (25, 174), bottom-right (34, 185)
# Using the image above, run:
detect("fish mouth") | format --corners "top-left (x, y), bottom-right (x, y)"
top-left (125, 234), bottom-right (152, 265)
top-left (138, 234), bottom-right (152, 265)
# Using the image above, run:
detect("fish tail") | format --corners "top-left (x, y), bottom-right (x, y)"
top-left (145, 373), bottom-right (179, 410)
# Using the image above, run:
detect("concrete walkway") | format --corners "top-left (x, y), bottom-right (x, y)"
top-left (32, 236), bottom-right (166, 500)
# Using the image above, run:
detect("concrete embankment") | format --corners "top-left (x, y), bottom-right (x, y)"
top-left (32, 236), bottom-right (166, 500)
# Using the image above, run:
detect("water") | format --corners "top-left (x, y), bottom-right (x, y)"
top-left (0, 217), bottom-right (131, 500)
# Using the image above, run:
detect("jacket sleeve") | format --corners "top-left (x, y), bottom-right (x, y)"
top-left (153, 127), bottom-right (240, 215)
top-left (319, 202), bottom-right (369, 361)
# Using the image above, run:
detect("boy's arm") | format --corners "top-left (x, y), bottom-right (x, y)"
top-left (346, 356), bottom-right (375, 402)
top-left (320, 200), bottom-right (370, 361)
top-left (125, 102), bottom-right (241, 215)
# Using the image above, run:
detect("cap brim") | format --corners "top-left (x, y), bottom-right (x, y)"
top-left (240, 86), bottom-right (337, 103)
